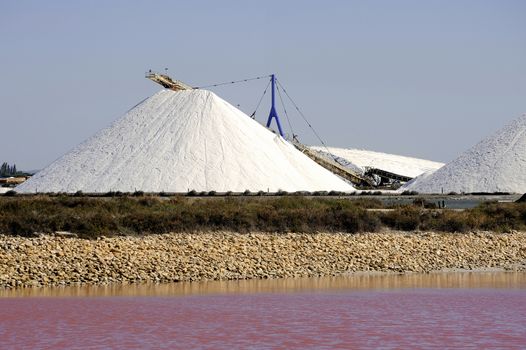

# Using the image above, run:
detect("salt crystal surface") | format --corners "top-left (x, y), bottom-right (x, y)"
top-left (17, 90), bottom-right (354, 193)
top-left (403, 114), bottom-right (526, 194)
top-left (311, 146), bottom-right (444, 178)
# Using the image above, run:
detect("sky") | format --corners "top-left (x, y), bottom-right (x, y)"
top-left (1, 0), bottom-right (525, 170)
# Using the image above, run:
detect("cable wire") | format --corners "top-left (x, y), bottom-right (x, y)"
top-left (276, 79), bottom-right (340, 163)
top-left (275, 82), bottom-right (294, 137)
top-left (193, 74), bottom-right (271, 89)
top-left (249, 79), bottom-right (271, 119)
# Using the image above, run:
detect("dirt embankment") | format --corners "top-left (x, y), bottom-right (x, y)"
top-left (1, 231), bottom-right (525, 288)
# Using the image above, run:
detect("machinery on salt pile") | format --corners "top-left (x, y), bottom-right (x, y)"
top-left (146, 70), bottom-right (412, 189)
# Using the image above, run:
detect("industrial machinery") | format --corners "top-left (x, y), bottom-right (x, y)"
top-left (144, 70), bottom-right (414, 189)
top-left (145, 70), bottom-right (192, 91)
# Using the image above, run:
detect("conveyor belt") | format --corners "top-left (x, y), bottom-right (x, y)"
top-left (291, 140), bottom-right (375, 187)
top-left (364, 168), bottom-right (413, 183)
top-left (145, 72), bottom-right (192, 91)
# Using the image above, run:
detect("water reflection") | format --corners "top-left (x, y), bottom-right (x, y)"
top-left (2, 271), bottom-right (525, 298)
top-left (2, 272), bottom-right (525, 349)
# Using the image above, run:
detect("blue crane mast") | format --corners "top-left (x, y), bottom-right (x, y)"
top-left (266, 74), bottom-right (285, 137)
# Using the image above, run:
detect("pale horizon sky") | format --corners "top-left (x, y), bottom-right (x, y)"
top-left (1, 0), bottom-right (525, 170)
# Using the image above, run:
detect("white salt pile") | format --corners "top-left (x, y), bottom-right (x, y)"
top-left (17, 90), bottom-right (354, 193)
top-left (310, 146), bottom-right (444, 178)
top-left (403, 114), bottom-right (526, 194)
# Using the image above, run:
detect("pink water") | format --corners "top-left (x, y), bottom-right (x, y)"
top-left (1, 273), bottom-right (526, 349)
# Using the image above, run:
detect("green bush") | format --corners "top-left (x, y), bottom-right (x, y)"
top-left (401, 190), bottom-right (418, 196)
top-left (380, 207), bottom-right (421, 231)
top-left (104, 191), bottom-right (124, 197)
top-left (1, 196), bottom-right (525, 237)
top-left (328, 191), bottom-right (343, 196)
top-left (313, 191), bottom-right (328, 196)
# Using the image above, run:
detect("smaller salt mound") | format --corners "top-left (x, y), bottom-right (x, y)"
top-left (310, 146), bottom-right (444, 178)
top-left (403, 114), bottom-right (526, 194)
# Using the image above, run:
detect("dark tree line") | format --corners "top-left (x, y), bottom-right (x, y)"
top-left (0, 162), bottom-right (20, 177)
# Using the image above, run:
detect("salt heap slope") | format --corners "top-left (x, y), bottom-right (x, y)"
top-left (311, 146), bottom-right (443, 178)
top-left (403, 114), bottom-right (526, 194)
top-left (17, 90), bottom-right (354, 193)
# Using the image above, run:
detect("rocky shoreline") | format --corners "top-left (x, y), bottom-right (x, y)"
top-left (1, 231), bottom-right (525, 288)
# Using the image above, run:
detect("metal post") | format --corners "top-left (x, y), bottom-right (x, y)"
top-left (266, 74), bottom-right (285, 137)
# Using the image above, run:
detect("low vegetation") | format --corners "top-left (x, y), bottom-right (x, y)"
top-left (0, 196), bottom-right (525, 238)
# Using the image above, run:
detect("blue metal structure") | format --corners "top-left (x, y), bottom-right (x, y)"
top-left (266, 74), bottom-right (285, 137)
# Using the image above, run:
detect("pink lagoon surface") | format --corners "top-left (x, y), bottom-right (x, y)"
top-left (1, 273), bottom-right (525, 349)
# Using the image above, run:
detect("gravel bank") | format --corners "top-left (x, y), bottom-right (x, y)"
top-left (1, 231), bottom-right (525, 288)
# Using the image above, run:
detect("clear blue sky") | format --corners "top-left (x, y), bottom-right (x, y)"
top-left (1, 0), bottom-right (525, 170)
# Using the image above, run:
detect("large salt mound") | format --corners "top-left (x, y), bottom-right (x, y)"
top-left (403, 114), bottom-right (526, 194)
top-left (310, 146), bottom-right (444, 178)
top-left (17, 89), bottom-right (354, 193)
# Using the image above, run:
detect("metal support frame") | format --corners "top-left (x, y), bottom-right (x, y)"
top-left (266, 74), bottom-right (285, 137)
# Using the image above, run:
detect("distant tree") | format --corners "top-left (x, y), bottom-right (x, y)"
top-left (0, 162), bottom-right (22, 177)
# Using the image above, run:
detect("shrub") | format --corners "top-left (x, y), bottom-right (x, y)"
top-left (380, 207), bottom-right (421, 231)
top-left (328, 190), bottom-right (343, 196)
top-left (401, 190), bottom-right (418, 196)
top-left (104, 191), bottom-right (124, 197)
top-left (351, 198), bottom-right (384, 209)
top-left (333, 208), bottom-right (381, 233)
top-left (436, 216), bottom-right (469, 232)
top-left (292, 191), bottom-right (310, 196)
top-left (1, 196), bottom-right (525, 237)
